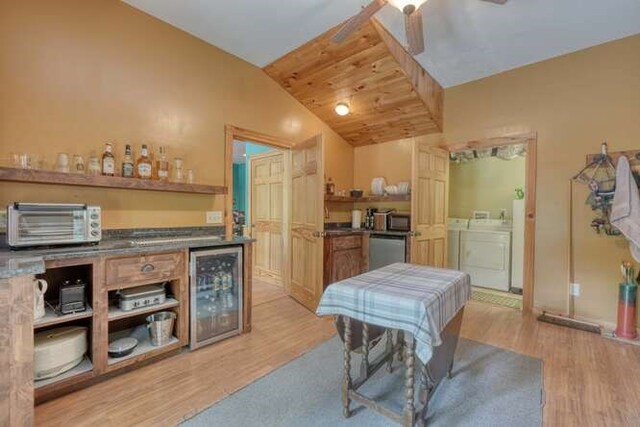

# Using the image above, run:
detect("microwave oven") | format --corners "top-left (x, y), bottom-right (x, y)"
top-left (388, 212), bottom-right (411, 231)
top-left (7, 203), bottom-right (101, 248)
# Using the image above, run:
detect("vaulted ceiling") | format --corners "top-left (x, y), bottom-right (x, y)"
top-left (264, 20), bottom-right (443, 146)
top-left (124, 0), bottom-right (640, 87)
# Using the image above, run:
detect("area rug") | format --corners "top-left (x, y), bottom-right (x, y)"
top-left (182, 336), bottom-right (543, 427)
top-left (472, 288), bottom-right (523, 310)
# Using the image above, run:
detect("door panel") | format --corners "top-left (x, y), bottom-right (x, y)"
top-left (411, 143), bottom-right (449, 268)
top-left (289, 135), bottom-right (324, 311)
top-left (250, 151), bottom-right (284, 285)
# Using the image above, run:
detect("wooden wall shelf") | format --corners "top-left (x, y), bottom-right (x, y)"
top-left (325, 194), bottom-right (411, 203)
top-left (0, 167), bottom-right (226, 195)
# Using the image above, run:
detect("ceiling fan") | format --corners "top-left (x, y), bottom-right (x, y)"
top-left (332, 0), bottom-right (509, 55)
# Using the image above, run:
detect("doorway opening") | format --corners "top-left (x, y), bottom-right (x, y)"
top-left (225, 126), bottom-right (295, 310)
top-left (446, 133), bottom-right (537, 313)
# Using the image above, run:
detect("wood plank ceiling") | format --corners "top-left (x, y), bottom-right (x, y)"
top-left (263, 19), bottom-right (443, 147)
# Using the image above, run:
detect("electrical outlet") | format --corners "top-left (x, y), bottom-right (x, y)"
top-left (206, 211), bottom-right (223, 224)
top-left (570, 283), bottom-right (581, 297)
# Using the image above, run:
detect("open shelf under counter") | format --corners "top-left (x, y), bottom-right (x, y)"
top-left (325, 194), bottom-right (411, 203)
top-left (34, 306), bottom-right (93, 329)
top-left (107, 332), bottom-right (180, 368)
top-left (34, 356), bottom-right (93, 390)
top-left (108, 298), bottom-right (180, 321)
top-left (0, 166), bottom-right (226, 195)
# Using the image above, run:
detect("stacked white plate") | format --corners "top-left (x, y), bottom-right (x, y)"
top-left (371, 177), bottom-right (386, 195)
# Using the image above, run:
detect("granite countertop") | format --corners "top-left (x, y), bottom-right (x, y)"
top-left (0, 228), bottom-right (253, 279)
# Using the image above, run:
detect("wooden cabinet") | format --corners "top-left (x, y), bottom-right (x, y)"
top-left (105, 252), bottom-right (184, 289)
top-left (323, 233), bottom-right (369, 289)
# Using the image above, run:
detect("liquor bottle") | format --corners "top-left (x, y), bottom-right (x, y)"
top-left (121, 144), bottom-right (134, 178)
top-left (135, 144), bottom-right (153, 179)
top-left (101, 143), bottom-right (115, 176)
top-left (155, 146), bottom-right (169, 181)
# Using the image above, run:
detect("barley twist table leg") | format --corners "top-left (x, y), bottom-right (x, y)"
top-left (342, 316), bottom-right (352, 418)
top-left (417, 361), bottom-right (434, 427)
top-left (360, 322), bottom-right (370, 379)
top-left (403, 335), bottom-right (416, 427)
top-left (385, 329), bottom-right (394, 373)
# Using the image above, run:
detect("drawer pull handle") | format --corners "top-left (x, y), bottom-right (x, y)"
top-left (141, 263), bottom-right (155, 273)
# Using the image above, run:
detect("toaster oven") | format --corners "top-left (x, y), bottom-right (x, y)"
top-left (7, 203), bottom-right (101, 248)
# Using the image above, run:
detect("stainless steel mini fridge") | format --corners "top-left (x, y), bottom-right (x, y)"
top-left (189, 247), bottom-right (243, 349)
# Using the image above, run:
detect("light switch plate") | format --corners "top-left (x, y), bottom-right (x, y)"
top-left (206, 211), bottom-right (223, 224)
top-left (570, 283), bottom-right (581, 297)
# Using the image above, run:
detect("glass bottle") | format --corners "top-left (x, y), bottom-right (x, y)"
top-left (121, 144), bottom-right (134, 178)
top-left (101, 143), bottom-right (115, 176)
top-left (135, 144), bottom-right (153, 179)
top-left (156, 146), bottom-right (169, 181)
top-left (72, 154), bottom-right (85, 174)
top-left (87, 152), bottom-right (100, 176)
top-left (325, 177), bottom-right (335, 195)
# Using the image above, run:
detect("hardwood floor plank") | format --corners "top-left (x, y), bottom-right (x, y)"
top-left (35, 298), bottom-right (640, 426)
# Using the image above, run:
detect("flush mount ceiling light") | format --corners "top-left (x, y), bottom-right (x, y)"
top-left (334, 103), bottom-right (350, 116)
top-left (332, 0), bottom-right (507, 56)
top-left (388, 0), bottom-right (428, 13)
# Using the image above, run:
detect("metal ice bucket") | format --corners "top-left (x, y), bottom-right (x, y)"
top-left (146, 311), bottom-right (176, 346)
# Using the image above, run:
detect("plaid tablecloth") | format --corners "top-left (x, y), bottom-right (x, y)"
top-left (316, 263), bottom-right (471, 364)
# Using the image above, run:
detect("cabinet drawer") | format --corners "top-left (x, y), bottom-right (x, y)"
top-left (331, 235), bottom-right (362, 251)
top-left (105, 252), bottom-right (184, 288)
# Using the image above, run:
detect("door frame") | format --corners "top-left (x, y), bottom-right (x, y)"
top-left (224, 125), bottom-right (294, 293)
top-left (444, 131), bottom-right (537, 314)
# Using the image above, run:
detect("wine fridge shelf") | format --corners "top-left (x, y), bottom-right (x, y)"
top-left (0, 167), bottom-right (226, 195)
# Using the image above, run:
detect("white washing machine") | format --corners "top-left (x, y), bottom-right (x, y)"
top-left (447, 218), bottom-right (469, 270)
top-left (460, 219), bottom-right (512, 291)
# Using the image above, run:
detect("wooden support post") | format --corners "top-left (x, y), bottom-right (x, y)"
top-left (0, 275), bottom-right (35, 426)
top-left (342, 316), bottom-right (352, 418)
top-left (403, 335), bottom-right (416, 427)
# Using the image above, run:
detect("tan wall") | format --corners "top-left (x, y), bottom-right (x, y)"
top-left (351, 138), bottom-right (413, 214)
top-left (444, 34), bottom-right (640, 326)
top-left (0, 0), bottom-right (353, 229)
top-left (449, 156), bottom-right (526, 219)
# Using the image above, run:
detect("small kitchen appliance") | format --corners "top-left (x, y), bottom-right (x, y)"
top-left (388, 212), bottom-right (411, 231)
top-left (58, 279), bottom-right (87, 315)
top-left (34, 326), bottom-right (88, 380)
top-left (118, 284), bottom-right (167, 312)
top-left (7, 203), bottom-right (101, 248)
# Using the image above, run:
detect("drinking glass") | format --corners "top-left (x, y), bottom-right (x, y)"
top-left (72, 155), bottom-right (85, 174)
top-left (187, 169), bottom-right (195, 184)
top-left (18, 153), bottom-right (31, 169)
top-left (56, 153), bottom-right (70, 173)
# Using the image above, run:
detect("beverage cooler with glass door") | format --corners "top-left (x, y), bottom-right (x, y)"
top-left (189, 247), bottom-right (243, 349)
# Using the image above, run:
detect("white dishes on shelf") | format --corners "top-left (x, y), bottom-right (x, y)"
top-left (397, 181), bottom-right (410, 195)
top-left (371, 178), bottom-right (411, 196)
top-left (371, 177), bottom-right (386, 195)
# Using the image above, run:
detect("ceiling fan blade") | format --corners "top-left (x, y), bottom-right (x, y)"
top-left (332, 0), bottom-right (387, 43)
top-left (404, 8), bottom-right (424, 55)
top-left (480, 0), bottom-right (508, 4)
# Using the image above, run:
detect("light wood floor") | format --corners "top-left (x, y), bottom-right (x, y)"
top-left (35, 298), bottom-right (640, 426)
top-left (252, 278), bottom-right (287, 307)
